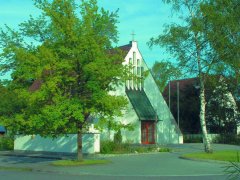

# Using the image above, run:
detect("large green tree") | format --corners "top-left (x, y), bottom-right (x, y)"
top-left (206, 77), bottom-right (240, 135)
top-left (0, 0), bottom-right (128, 160)
top-left (148, 0), bottom-right (223, 153)
top-left (200, 0), bottom-right (240, 78)
top-left (200, 0), bottom-right (240, 108)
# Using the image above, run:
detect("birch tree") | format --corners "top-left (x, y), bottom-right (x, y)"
top-left (148, 0), bottom-right (219, 152)
top-left (200, 0), bottom-right (240, 110)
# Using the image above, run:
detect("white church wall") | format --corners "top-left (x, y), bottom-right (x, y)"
top-left (14, 133), bottom-right (100, 154)
top-left (120, 102), bottom-right (141, 143)
top-left (102, 41), bottom-right (142, 144)
top-left (100, 100), bottom-right (141, 144)
top-left (142, 61), bottom-right (183, 144)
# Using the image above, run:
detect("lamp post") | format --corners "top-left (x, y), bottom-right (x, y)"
top-left (168, 80), bottom-right (171, 142)
top-left (177, 81), bottom-right (180, 144)
top-left (177, 81), bottom-right (180, 128)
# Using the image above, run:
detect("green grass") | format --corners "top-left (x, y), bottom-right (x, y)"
top-left (181, 150), bottom-right (240, 162)
top-left (51, 159), bottom-right (111, 166)
top-left (0, 166), bottom-right (32, 171)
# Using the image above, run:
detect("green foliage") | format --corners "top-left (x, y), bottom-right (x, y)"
top-left (200, 0), bottom-right (240, 116)
top-left (214, 134), bottom-right (240, 145)
top-left (100, 141), bottom-right (170, 154)
top-left (100, 141), bottom-right (116, 154)
top-left (224, 152), bottom-right (240, 180)
top-left (206, 77), bottom-right (240, 135)
top-left (151, 61), bottom-right (182, 92)
top-left (200, 0), bottom-right (240, 80)
top-left (183, 135), bottom-right (203, 143)
top-left (51, 159), bottom-right (110, 166)
top-left (149, 0), bottom-right (225, 153)
top-left (113, 130), bottom-right (122, 144)
top-left (158, 147), bottom-right (171, 152)
top-left (0, 0), bottom-right (128, 137)
top-left (0, 0), bottom-right (130, 160)
top-left (0, 166), bottom-right (32, 172)
top-left (0, 137), bottom-right (14, 151)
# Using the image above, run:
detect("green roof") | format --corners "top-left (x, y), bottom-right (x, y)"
top-left (126, 89), bottom-right (157, 121)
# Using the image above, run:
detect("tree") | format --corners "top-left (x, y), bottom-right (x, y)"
top-left (0, 0), bottom-right (128, 160)
top-left (200, 0), bottom-right (240, 78)
top-left (148, 0), bottom-right (221, 153)
top-left (206, 76), bottom-right (240, 135)
top-left (151, 61), bottom-right (182, 92)
top-left (200, 0), bottom-right (240, 110)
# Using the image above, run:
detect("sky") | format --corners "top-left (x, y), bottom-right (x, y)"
top-left (0, 0), bottom-right (179, 69)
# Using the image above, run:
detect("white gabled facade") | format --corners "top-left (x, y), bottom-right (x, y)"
top-left (102, 41), bottom-right (183, 145)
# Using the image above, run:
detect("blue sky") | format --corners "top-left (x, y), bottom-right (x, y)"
top-left (0, 0), bottom-right (178, 69)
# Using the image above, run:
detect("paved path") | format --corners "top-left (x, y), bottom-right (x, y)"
top-left (0, 143), bottom-right (239, 179)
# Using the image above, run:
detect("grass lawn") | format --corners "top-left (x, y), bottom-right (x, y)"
top-left (51, 159), bottom-right (111, 166)
top-left (0, 166), bottom-right (32, 171)
top-left (181, 150), bottom-right (240, 162)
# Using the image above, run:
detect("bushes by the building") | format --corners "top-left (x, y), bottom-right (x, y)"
top-left (100, 141), bottom-right (131, 154)
top-left (100, 140), bottom-right (170, 154)
top-left (113, 130), bottom-right (122, 144)
top-left (0, 137), bottom-right (14, 150)
top-left (214, 134), bottom-right (240, 145)
top-left (183, 133), bottom-right (240, 145)
top-left (183, 134), bottom-right (203, 143)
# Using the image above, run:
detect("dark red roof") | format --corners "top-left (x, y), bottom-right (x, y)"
top-left (108, 43), bottom-right (131, 58)
top-left (118, 43), bottom-right (131, 53)
top-left (162, 77), bottom-right (199, 97)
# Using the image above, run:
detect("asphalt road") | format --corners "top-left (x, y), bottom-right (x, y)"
top-left (0, 144), bottom-right (239, 179)
top-left (0, 171), bottom-right (229, 180)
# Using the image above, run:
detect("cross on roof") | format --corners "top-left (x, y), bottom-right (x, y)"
top-left (131, 31), bottom-right (136, 41)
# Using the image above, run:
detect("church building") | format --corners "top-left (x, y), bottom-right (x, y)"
top-left (14, 40), bottom-right (183, 154)
top-left (102, 40), bottom-right (183, 145)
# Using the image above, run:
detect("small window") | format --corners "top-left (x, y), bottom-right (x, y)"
top-left (141, 78), bottom-right (144, 89)
top-left (137, 59), bottom-right (140, 66)
top-left (134, 78), bottom-right (138, 90)
top-left (133, 66), bottom-right (137, 75)
top-left (125, 80), bottom-right (129, 89)
top-left (129, 79), bottom-right (133, 89)
top-left (133, 52), bottom-right (136, 65)
top-left (137, 67), bottom-right (141, 76)
top-left (137, 78), bottom-right (141, 90)
top-left (129, 58), bottom-right (132, 65)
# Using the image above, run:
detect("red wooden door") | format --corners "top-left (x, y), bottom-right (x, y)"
top-left (141, 121), bottom-right (155, 144)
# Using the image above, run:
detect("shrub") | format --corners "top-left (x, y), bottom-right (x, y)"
top-left (158, 147), bottom-right (171, 152)
top-left (183, 135), bottom-right (203, 143)
top-left (214, 134), bottom-right (240, 145)
top-left (100, 141), bottom-right (171, 154)
top-left (0, 137), bottom-right (14, 150)
top-left (100, 141), bottom-right (115, 154)
top-left (113, 130), bottom-right (122, 144)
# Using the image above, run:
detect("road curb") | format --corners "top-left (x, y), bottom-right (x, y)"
top-left (179, 156), bottom-right (229, 165)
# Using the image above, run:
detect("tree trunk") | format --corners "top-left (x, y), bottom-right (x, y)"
top-left (193, 25), bottom-right (212, 153)
top-left (199, 76), bottom-right (212, 153)
top-left (77, 125), bottom-right (83, 161)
